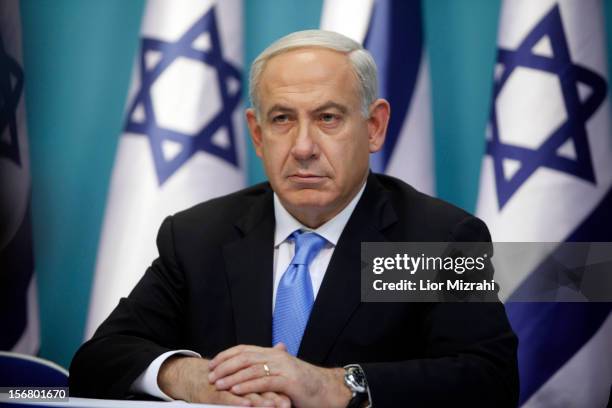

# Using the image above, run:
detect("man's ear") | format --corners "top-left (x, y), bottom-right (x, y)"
top-left (367, 98), bottom-right (390, 153)
top-left (246, 108), bottom-right (264, 158)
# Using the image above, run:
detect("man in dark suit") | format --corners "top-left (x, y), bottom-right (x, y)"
top-left (70, 30), bottom-right (518, 407)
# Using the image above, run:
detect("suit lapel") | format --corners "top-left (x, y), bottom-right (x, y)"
top-left (223, 189), bottom-right (275, 347)
top-left (299, 174), bottom-right (398, 364)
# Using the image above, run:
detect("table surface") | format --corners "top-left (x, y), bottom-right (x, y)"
top-left (0, 397), bottom-right (245, 408)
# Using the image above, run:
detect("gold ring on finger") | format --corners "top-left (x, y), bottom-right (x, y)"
top-left (263, 363), bottom-right (271, 377)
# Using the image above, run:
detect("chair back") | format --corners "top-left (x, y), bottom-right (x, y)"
top-left (0, 352), bottom-right (68, 387)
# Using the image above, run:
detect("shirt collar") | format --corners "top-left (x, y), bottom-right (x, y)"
top-left (273, 180), bottom-right (367, 247)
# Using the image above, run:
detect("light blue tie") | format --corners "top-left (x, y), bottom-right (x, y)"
top-left (272, 230), bottom-right (327, 356)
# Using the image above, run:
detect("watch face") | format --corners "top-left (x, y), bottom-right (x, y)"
top-left (346, 366), bottom-right (368, 393)
top-left (350, 367), bottom-right (367, 388)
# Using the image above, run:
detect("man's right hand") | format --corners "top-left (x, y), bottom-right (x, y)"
top-left (158, 355), bottom-right (291, 407)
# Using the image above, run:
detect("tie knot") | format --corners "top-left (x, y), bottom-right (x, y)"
top-left (290, 231), bottom-right (327, 266)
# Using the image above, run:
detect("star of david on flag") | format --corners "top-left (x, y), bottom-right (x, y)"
top-left (477, 1), bottom-right (612, 406)
top-left (87, 0), bottom-right (245, 338)
top-left (125, 6), bottom-right (242, 186)
top-left (0, 33), bottom-right (24, 167)
top-left (487, 4), bottom-right (607, 209)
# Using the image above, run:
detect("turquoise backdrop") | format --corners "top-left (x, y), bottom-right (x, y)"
top-left (17, 0), bottom-right (612, 368)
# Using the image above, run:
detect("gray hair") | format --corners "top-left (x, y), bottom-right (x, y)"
top-left (249, 29), bottom-right (378, 118)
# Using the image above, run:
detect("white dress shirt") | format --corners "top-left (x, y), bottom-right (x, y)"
top-left (272, 182), bottom-right (366, 309)
top-left (131, 181), bottom-right (367, 400)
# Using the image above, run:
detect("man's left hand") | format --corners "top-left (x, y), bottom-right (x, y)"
top-left (208, 343), bottom-right (352, 408)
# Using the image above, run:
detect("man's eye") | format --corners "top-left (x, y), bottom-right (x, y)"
top-left (320, 113), bottom-right (338, 123)
top-left (272, 114), bottom-right (290, 123)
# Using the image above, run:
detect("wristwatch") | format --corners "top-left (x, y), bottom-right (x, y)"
top-left (343, 364), bottom-right (371, 408)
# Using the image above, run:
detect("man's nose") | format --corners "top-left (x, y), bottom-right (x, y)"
top-left (291, 121), bottom-right (319, 161)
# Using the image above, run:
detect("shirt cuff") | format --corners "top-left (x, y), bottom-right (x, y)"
top-left (130, 349), bottom-right (201, 401)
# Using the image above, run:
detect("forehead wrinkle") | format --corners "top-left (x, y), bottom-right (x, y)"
top-left (265, 49), bottom-right (355, 86)
top-left (258, 48), bottom-right (362, 116)
top-left (263, 83), bottom-right (356, 115)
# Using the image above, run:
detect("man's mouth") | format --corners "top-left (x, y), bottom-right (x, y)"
top-left (288, 173), bottom-right (326, 184)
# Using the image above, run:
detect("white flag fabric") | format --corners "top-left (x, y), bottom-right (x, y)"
top-left (476, 0), bottom-right (611, 406)
top-left (321, 0), bottom-right (435, 195)
top-left (0, 0), bottom-right (40, 354)
top-left (86, 0), bottom-right (245, 338)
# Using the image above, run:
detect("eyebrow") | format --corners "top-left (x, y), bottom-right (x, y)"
top-left (266, 104), bottom-right (295, 118)
top-left (312, 101), bottom-right (348, 115)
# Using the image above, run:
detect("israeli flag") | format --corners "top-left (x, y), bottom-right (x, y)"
top-left (86, 0), bottom-right (245, 338)
top-left (0, 0), bottom-right (39, 354)
top-left (476, 0), bottom-right (611, 406)
top-left (321, 0), bottom-right (435, 195)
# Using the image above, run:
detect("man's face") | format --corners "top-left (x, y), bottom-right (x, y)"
top-left (246, 47), bottom-right (389, 227)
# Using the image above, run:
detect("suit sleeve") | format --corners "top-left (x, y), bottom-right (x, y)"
top-left (360, 216), bottom-right (519, 407)
top-left (69, 216), bottom-right (188, 399)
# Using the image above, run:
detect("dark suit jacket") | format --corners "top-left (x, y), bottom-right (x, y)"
top-left (70, 173), bottom-right (519, 406)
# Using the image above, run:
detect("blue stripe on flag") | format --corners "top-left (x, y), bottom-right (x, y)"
top-left (506, 302), bottom-right (611, 405)
top-left (566, 186), bottom-right (612, 242)
top-left (507, 186), bottom-right (612, 404)
top-left (364, 0), bottom-right (423, 173)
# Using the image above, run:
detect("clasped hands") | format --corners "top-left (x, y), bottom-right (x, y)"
top-left (158, 343), bottom-right (351, 407)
